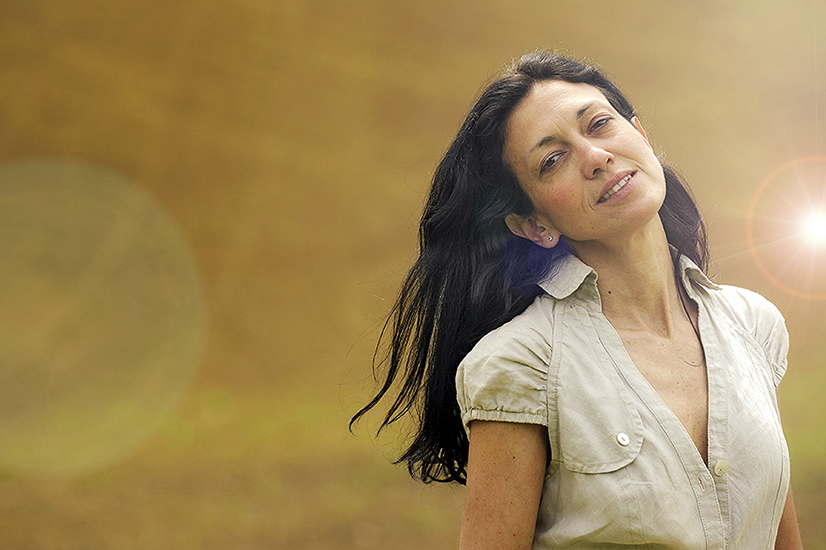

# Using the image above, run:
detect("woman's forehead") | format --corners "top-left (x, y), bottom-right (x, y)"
top-left (516, 80), bottom-right (610, 123)
top-left (504, 81), bottom-right (611, 158)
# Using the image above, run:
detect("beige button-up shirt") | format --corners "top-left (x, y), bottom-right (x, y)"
top-left (456, 253), bottom-right (790, 549)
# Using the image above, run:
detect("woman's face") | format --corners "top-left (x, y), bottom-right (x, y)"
top-left (503, 80), bottom-right (666, 249)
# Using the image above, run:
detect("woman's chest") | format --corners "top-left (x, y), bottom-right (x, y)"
top-left (618, 330), bottom-right (709, 464)
top-left (539, 300), bottom-right (789, 548)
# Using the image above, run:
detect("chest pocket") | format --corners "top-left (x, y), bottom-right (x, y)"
top-left (549, 304), bottom-right (643, 474)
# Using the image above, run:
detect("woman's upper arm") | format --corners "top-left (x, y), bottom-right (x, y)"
top-left (775, 486), bottom-right (803, 549)
top-left (459, 420), bottom-right (549, 550)
top-left (775, 388), bottom-right (803, 549)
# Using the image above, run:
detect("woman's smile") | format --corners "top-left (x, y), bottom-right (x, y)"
top-left (598, 171), bottom-right (635, 204)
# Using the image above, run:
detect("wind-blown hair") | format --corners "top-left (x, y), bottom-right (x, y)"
top-left (350, 51), bottom-right (709, 484)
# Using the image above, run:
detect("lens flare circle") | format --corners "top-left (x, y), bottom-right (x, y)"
top-left (746, 155), bottom-right (826, 301)
top-left (0, 159), bottom-right (206, 476)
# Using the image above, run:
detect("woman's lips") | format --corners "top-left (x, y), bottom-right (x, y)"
top-left (598, 172), bottom-right (635, 203)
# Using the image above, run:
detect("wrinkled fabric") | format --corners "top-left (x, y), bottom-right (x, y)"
top-left (456, 253), bottom-right (790, 549)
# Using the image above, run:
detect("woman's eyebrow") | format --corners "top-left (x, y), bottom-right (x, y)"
top-left (576, 100), bottom-right (598, 119)
top-left (531, 135), bottom-right (557, 153)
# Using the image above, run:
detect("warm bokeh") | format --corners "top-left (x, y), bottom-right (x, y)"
top-left (1, 0), bottom-right (823, 548)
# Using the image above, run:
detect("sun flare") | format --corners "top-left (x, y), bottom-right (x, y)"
top-left (746, 156), bottom-right (826, 301)
top-left (801, 210), bottom-right (826, 247)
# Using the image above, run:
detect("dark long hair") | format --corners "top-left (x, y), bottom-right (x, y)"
top-left (350, 51), bottom-right (708, 484)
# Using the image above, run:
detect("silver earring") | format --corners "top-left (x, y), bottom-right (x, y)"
top-left (548, 236), bottom-right (553, 242)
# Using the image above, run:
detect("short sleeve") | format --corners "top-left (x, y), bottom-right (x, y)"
top-left (719, 286), bottom-right (790, 387)
top-left (758, 299), bottom-right (789, 388)
top-left (455, 321), bottom-right (550, 435)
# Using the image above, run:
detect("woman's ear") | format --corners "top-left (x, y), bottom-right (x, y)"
top-left (631, 116), bottom-right (651, 146)
top-left (504, 213), bottom-right (558, 249)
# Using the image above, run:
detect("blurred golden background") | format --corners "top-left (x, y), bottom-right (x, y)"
top-left (0, 0), bottom-right (824, 548)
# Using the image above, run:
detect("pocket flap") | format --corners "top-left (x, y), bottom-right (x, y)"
top-left (552, 305), bottom-right (643, 474)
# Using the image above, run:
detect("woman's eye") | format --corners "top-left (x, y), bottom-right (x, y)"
top-left (590, 116), bottom-right (613, 132)
top-left (541, 152), bottom-right (563, 173)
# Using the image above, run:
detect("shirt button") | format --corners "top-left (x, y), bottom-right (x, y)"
top-left (616, 432), bottom-right (630, 446)
top-left (713, 460), bottom-right (729, 477)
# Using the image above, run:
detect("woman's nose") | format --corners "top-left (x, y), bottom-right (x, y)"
top-left (580, 142), bottom-right (613, 179)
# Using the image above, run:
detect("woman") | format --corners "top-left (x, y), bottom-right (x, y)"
top-left (352, 52), bottom-right (803, 549)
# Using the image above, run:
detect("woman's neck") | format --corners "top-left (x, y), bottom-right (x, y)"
top-left (571, 219), bottom-right (684, 336)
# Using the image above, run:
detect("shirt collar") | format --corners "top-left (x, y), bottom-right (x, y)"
top-left (537, 253), bottom-right (598, 301)
top-left (537, 248), bottom-right (720, 303)
top-left (677, 251), bottom-right (721, 292)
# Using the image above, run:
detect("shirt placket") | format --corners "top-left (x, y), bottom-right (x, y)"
top-left (693, 284), bottom-right (731, 547)
top-left (591, 303), bottom-right (729, 550)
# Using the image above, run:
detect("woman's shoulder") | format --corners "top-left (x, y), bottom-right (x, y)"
top-left (703, 284), bottom-right (788, 381)
top-left (679, 253), bottom-right (783, 329)
top-left (457, 293), bottom-right (558, 391)
top-left (705, 283), bottom-right (786, 331)
top-left (467, 293), bottom-right (557, 361)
